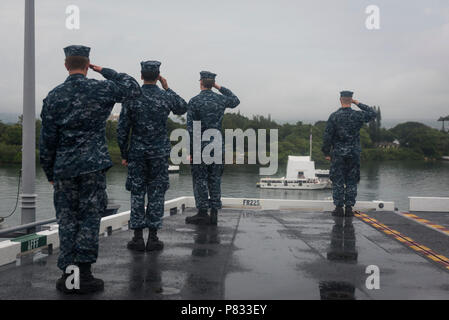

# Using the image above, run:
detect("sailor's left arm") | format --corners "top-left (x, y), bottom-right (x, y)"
top-left (322, 115), bottom-right (335, 157)
top-left (39, 96), bottom-right (58, 183)
top-left (186, 100), bottom-right (201, 160)
top-left (117, 101), bottom-right (132, 162)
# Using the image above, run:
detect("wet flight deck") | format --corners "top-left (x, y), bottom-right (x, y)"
top-left (0, 205), bottom-right (448, 300)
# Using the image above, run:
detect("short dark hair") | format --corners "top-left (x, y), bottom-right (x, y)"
top-left (141, 70), bottom-right (160, 81)
top-left (340, 97), bottom-right (352, 104)
top-left (201, 79), bottom-right (215, 89)
top-left (65, 56), bottom-right (89, 70)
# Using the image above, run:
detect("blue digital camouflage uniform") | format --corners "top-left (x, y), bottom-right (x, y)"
top-left (117, 61), bottom-right (187, 230)
top-left (186, 71), bottom-right (240, 210)
top-left (39, 45), bottom-right (142, 271)
top-left (322, 97), bottom-right (376, 207)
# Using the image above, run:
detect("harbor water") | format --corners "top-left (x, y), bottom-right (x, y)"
top-left (0, 161), bottom-right (449, 228)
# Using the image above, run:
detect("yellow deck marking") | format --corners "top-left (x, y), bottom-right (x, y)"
top-left (436, 255), bottom-right (449, 262)
top-left (428, 255), bottom-right (440, 262)
top-left (429, 224), bottom-right (445, 229)
top-left (397, 211), bottom-right (449, 237)
top-left (355, 211), bottom-right (449, 271)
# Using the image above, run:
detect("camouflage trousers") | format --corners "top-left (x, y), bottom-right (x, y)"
top-left (191, 163), bottom-right (224, 210)
top-left (54, 170), bottom-right (107, 271)
top-left (329, 154), bottom-right (360, 207)
top-left (126, 157), bottom-right (169, 230)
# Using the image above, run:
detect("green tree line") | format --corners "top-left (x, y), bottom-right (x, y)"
top-left (0, 112), bottom-right (448, 166)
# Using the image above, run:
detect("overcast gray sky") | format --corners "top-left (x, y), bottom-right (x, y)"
top-left (0, 0), bottom-right (448, 122)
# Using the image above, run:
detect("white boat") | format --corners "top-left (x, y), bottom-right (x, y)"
top-left (257, 128), bottom-right (332, 190)
top-left (168, 165), bottom-right (180, 174)
top-left (257, 177), bottom-right (328, 190)
top-left (315, 169), bottom-right (332, 189)
top-left (257, 156), bottom-right (332, 190)
top-left (442, 156), bottom-right (449, 161)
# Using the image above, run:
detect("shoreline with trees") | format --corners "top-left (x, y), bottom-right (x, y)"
top-left (0, 111), bottom-right (448, 167)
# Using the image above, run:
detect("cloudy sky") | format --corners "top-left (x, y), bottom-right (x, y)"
top-left (0, 0), bottom-right (448, 123)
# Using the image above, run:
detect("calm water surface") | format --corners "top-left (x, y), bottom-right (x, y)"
top-left (1, 161), bottom-right (449, 228)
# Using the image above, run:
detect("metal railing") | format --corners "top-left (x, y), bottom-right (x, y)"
top-left (0, 204), bottom-right (121, 238)
top-left (0, 218), bottom-right (56, 238)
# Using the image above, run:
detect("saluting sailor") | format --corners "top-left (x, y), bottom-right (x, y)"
top-left (118, 60), bottom-right (187, 251)
top-left (322, 91), bottom-right (377, 217)
top-left (185, 71), bottom-right (240, 226)
top-left (39, 45), bottom-right (141, 293)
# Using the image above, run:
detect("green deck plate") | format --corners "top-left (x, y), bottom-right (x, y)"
top-left (12, 234), bottom-right (47, 253)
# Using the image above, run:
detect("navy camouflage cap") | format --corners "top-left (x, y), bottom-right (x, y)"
top-left (63, 45), bottom-right (90, 58)
top-left (340, 91), bottom-right (354, 98)
top-left (200, 71), bottom-right (217, 80)
top-left (141, 61), bottom-right (161, 72)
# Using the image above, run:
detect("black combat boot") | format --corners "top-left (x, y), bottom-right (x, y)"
top-left (127, 228), bottom-right (145, 252)
top-left (56, 273), bottom-right (74, 294)
top-left (185, 208), bottom-right (210, 225)
top-left (345, 206), bottom-right (354, 217)
top-left (146, 228), bottom-right (164, 252)
top-left (332, 206), bottom-right (344, 217)
top-left (209, 208), bottom-right (218, 226)
top-left (77, 263), bottom-right (104, 294)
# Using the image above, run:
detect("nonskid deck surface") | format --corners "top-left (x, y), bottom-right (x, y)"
top-left (0, 208), bottom-right (448, 300)
top-left (406, 211), bottom-right (449, 230)
top-left (365, 211), bottom-right (449, 260)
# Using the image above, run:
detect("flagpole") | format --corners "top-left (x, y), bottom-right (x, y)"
top-left (309, 128), bottom-right (313, 161)
top-left (21, 0), bottom-right (37, 226)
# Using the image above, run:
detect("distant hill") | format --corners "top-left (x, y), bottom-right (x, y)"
top-left (381, 119), bottom-right (441, 130)
top-left (272, 117), bottom-right (442, 130)
top-left (0, 113), bottom-right (20, 124)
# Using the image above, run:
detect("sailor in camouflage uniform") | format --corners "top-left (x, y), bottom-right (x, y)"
top-left (118, 61), bottom-right (187, 252)
top-left (39, 45), bottom-right (141, 293)
top-left (186, 71), bottom-right (240, 225)
top-left (322, 91), bottom-right (376, 217)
